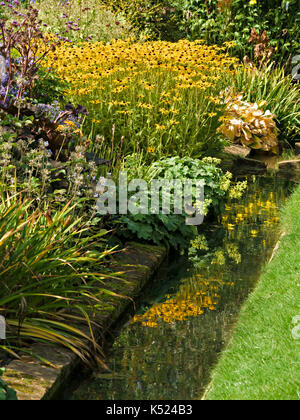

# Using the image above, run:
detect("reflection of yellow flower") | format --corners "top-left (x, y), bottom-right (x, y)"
top-left (132, 273), bottom-right (234, 327)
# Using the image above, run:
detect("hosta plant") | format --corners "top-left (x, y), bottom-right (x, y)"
top-left (218, 88), bottom-right (279, 153)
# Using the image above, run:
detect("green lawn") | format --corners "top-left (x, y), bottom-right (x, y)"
top-left (205, 182), bottom-right (300, 400)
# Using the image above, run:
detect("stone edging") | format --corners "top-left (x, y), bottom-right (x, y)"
top-left (2, 242), bottom-right (167, 400)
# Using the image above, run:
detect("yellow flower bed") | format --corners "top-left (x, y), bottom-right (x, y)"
top-left (48, 39), bottom-right (238, 96)
top-left (44, 39), bottom-right (239, 157)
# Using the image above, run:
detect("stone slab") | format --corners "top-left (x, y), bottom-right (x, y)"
top-left (224, 144), bottom-right (251, 159)
top-left (294, 143), bottom-right (300, 156)
top-left (278, 159), bottom-right (300, 181)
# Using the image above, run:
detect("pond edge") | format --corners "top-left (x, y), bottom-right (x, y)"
top-left (2, 242), bottom-right (167, 400)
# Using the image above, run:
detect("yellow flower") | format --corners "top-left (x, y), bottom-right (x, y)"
top-left (137, 102), bottom-right (154, 110)
top-left (249, 0), bottom-right (257, 5)
top-left (159, 108), bottom-right (171, 115)
top-left (169, 119), bottom-right (180, 126)
top-left (155, 124), bottom-right (166, 131)
top-left (117, 110), bottom-right (133, 115)
top-left (250, 229), bottom-right (258, 238)
top-left (74, 129), bottom-right (84, 136)
top-left (65, 120), bottom-right (76, 127)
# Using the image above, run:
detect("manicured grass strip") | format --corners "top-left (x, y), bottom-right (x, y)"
top-left (205, 183), bottom-right (300, 400)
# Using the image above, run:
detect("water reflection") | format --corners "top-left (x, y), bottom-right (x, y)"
top-left (73, 176), bottom-right (294, 400)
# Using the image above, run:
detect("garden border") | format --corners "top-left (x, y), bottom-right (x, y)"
top-left (2, 242), bottom-right (167, 400)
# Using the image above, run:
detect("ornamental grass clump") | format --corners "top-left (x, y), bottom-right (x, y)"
top-left (0, 189), bottom-right (121, 365)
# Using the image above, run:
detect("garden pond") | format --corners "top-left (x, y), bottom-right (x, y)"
top-left (69, 175), bottom-right (295, 400)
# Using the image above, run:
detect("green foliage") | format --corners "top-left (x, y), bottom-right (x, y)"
top-left (150, 156), bottom-right (234, 215)
top-left (0, 109), bottom-right (101, 215)
top-left (119, 156), bottom-right (239, 249)
top-left (118, 0), bottom-right (299, 66)
top-left (38, 0), bottom-right (131, 43)
top-left (105, 0), bottom-right (184, 41)
top-left (173, 0), bottom-right (300, 67)
top-left (31, 68), bottom-right (67, 105)
top-left (0, 368), bottom-right (18, 400)
top-left (121, 212), bottom-right (197, 250)
top-left (118, 156), bottom-right (198, 249)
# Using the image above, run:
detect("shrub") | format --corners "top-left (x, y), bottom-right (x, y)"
top-left (31, 67), bottom-right (67, 104)
top-left (0, 103), bottom-right (109, 217)
top-left (107, 0), bottom-right (184, 41)
top-left (174, 0), bottom-right (300, 67)
top-left (118, 156), bottom-right (247, 249)
top-left (149, 156), bottom-right (245, 215)
top-left (0, 4), bottom-right (60, 108)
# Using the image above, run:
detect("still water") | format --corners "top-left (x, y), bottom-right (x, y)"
top-left (72, 176), bottom-right (294, 400)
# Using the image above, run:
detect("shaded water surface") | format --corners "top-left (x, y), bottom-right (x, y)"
top-left (72, 176), bottom-right (294, 400)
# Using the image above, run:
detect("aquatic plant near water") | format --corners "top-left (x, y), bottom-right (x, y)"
top-left (0, 189), bottom-right (118, 365)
